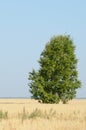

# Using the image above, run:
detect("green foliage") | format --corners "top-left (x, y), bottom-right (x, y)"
top-left (28, 35), bottom-right (81, 103)
top-left (44, 109), bottom-right (56, 119)
top-left (19, 107), bottom-right (56, 122)
top-left (0, 110), bottom-right (8, 120)
top-left (29, 108), bottom-right (42, 119)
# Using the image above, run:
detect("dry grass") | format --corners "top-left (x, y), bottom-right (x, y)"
top-left (0, 98), bottom-right (86, 130)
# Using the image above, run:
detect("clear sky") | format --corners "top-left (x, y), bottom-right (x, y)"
top-left (0, 0), bottom-right (86, 98)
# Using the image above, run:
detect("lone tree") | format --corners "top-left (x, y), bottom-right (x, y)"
top-left (28, 35), bottom-right (81, 104)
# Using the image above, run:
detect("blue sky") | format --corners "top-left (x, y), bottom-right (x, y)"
top-left (0, 0), bottom-right (86, 98)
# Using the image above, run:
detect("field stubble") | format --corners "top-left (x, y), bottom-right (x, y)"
top-left (0, 99), bottom-right (86, 130)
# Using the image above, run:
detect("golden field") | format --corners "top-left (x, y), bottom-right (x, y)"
top-left (0, 98), bottom-right (86, 130)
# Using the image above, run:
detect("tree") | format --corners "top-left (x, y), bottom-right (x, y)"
top-left (28, 35), bottom-right (81, 104)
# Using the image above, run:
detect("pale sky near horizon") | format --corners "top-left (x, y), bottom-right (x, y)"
top-left (0, 0), bottom-right (86, 98)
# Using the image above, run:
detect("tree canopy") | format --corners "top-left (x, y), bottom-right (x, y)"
top-left (28, 35), bottom-right (81, 103)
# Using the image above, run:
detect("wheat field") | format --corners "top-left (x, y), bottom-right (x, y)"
top-left (0, 98), bottom-right (86, 130)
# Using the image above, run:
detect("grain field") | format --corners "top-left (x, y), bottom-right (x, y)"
top-left (0, 99), bottom-right (86, 130)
